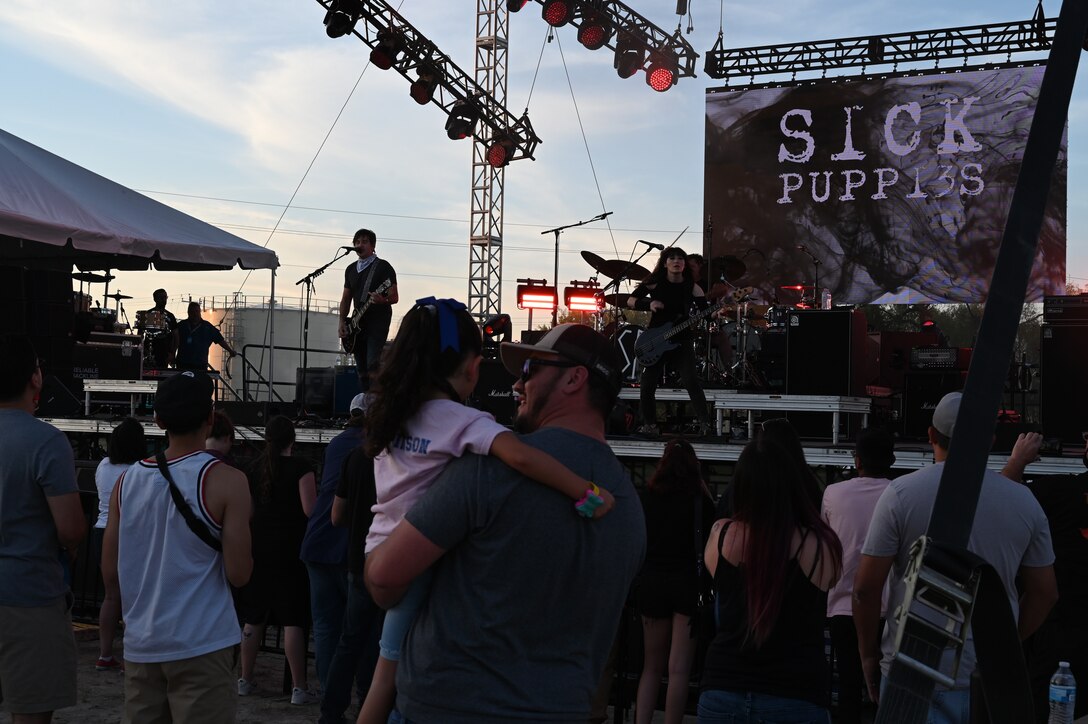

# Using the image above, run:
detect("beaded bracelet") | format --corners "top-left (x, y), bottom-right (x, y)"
top-left (575, 483), bottom-right (604, 518)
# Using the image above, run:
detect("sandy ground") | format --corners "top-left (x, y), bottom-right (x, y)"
top-left (53, 629), bottom-right (697, 724)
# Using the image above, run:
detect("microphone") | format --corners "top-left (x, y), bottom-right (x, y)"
top-left (340, 246), bottom-right (358, 251)
top-left (638, 240), bottom-right (665, 251)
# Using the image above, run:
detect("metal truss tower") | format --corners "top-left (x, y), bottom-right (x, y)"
top-left (467, 1), bottom-right (508, 323)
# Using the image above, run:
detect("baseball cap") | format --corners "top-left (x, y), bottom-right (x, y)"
top-left (349, 392), bottom-right (369, 416)
top-left (154, 371), bottom-right (214, 431)
top-left (500, 324), bottom-right (621, 392)
top-left (931, 391), bottom-right (962, 437)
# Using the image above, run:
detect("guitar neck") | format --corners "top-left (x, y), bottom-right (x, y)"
top-left (664, 302), bottom-right (721, 341)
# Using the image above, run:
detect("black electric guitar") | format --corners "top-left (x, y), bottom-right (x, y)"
top-left (635, 299), bottom-right (727, 366)
top-left (341, 278), bottom-right (393, 354)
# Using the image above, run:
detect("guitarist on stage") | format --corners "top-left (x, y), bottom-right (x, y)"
top-left (626, 247), bottom-right (714, 436)
top-left (339, 228), bottom-right (399, 391)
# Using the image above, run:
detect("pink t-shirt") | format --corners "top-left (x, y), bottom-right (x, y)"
top-left (821, 476), bottom-right (891, 617)
top-left (365, 400), bottom-right (507, 553)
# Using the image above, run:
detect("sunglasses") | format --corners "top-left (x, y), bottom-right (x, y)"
top-left (520, 358), bottom-right (579, 384)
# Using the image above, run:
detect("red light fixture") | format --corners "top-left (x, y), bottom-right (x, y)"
top-left (409, 65), bottom-right (439, 105)
top-left (445, 101), bottom-right (480, 140)
top-left (541, 0), bottom-right (573, 27)
top-left (564, 287), bottom-right (602, 312)
top-left (517, 284), bottom-right (558, 311)
top-left (486, 135), bottom-right (516, 168)
top-left (507, 0), bottom-right (531, 10)
top-left (645, 52), bottom-right (678, 92)
top-left (370, 28), bottom-right (404, 70)
top-left (323, 0), bottom-right (362, 38)
top-left (577, 10), bottom-right (612, 51)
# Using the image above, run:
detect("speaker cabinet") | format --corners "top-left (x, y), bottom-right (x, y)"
top-left (1040, 324), bottom-right (1088, 446)
top-left (469, 359), bottom-right (517, 427)
top-left (296, 367), bottom-right (334, 416)
top-left (902, 371), bottom-right (967, 440)
top-left (877, 331), bottom-right (940, 389)
top-left (785, 309), bottom-right (868, 438)
top-left (332, 366), bottom-right (361, 417)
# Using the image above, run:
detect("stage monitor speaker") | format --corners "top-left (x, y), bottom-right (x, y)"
top-left (295, 367), bottom-right (334, 416)
top-left (1040, 324), bottom-right (1088, 447)
top-left (469, 359), bottom-right (517, 427)
top-left (902, 371), bottom-right (967, 440)
top-left (784, 309), bottom-right (868, 438)
top-left (332, 366), bottom-right (361, 417)
top-left (37, 374), bottom-right (83, 418)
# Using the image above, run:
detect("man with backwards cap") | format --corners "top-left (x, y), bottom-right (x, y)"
top-left (102, 371), bottom-right (252, 724)
top-left (365, 324), bottom-right (646, 724)
top-left (852, 392), bottom-right (1057, 724)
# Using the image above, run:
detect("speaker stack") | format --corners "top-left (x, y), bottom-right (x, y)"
top-left (1040, 296), bottom-right (1088, 447)
top-left (469, 359), bottom-right (518, 427)
top-left (784, 309), bottom-right (868, 439)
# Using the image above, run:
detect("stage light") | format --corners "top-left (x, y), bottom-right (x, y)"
top-left (541, 0), bottom-right (574, 28)
top-left (517, 284), bottom-right (558, 311)
top-left (482, 313), bottom-right (512, 344)
top-left (577, 9), bottom-right (613, 51)
top-left (486, 135), bottom-right (516, 168)
top-left (370, 28), bottom-right (404, 70)
top-left (409, 65), bottom-right (439, 105)
top-left (323, 0), bottom-right (362, 38)
top-left (507, 0), bottom-right (531, 10)
top-left (645, 51), bottom-right (678, 91)
top-left (564, 287), bottom-right (602, 312)
top-left (614, 35), bottom-right (645, 79)
top-left (445, 101), bottom-right (480, 140)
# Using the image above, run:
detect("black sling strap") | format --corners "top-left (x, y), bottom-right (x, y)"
top-left (156, 451), bottom-right (222, 552)
top-left (877, 3), bottom-right (1088, 722)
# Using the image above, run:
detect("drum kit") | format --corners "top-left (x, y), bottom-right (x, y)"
top-left (71, 272), bottom-right (133, 334)
top-left (576, 249), bottom-right (821, 389)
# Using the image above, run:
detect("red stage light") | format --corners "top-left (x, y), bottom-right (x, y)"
top-left (409, 67), bottom-right (439, 105)
top-left (541, 0), bottom-right (572, 27)
top-left (564, 288), bottom-right (602, 312)
top-left (645, 52), bottom-right (678, 92)
top-left (487, 137), bottom-right (516, 168)
top-left (517, 285), bottom-right (558, 310)
top-left (369, 29), bottom-right (403, 70)
top-left (507, 0), bottom-right (530, 10)
top-left (577, 11), bottom-right (612, 51)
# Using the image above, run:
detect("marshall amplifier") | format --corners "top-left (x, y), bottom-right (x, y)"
top-left (469, 359), bottom-right (517, 426)
top-left (902, 371), bottom-right (967, 439)
top-left (1043, 295), bottom-right (1088, 324)
top-left (910, 346), bottom-right (972, 371)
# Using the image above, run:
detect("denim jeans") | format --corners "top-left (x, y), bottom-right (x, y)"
top-left (318, 573), bottom-right (385, 724)
top-left (879, 678), bottom-right (970, 724)
top-left (305, 561), bottom-right (349, 689)
top-left (697, 689), bottom-right (831, 723)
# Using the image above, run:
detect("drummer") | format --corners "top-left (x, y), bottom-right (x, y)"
top-left (138, 288), bottom-right (178, 369)
top-left (686, 254), bottom-right (733, 374)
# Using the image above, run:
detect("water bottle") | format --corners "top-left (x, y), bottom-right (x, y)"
top-left (820, 288), bottom-right (832, 310)
top-left (1048, 661), bottom-right (1077, 724)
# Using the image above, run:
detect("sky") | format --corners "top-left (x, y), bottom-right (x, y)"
top-left (2, 0), bottom-right (1085, 338)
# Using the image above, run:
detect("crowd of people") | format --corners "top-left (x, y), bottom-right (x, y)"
top-left (0, 230), bottom-right (1084, 724)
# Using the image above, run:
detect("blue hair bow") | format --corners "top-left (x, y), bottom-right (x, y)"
top-left (415, 296), bottom-right (467, 353)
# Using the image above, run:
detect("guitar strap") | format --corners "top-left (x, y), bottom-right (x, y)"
top-left (876, 3), bottom-right (1088, 722)
top-left (357, 257), bottom-right (380, 311)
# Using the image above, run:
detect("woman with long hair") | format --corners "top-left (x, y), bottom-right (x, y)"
top-left (626, 246), bottom-right (714, 436)
top-left (93, 417), bottom-right (146, 671)
top-left (236, 415), bottom-right (318, 705)
top-left (699, 436), bottom-right (843, 723)
top-left (636, 439), bottom-right (716, 724)
top-left (357, 298), bottom-right (612, 724)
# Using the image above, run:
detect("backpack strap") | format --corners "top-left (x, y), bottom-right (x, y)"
top-left (156, 451), bottom-right (222, 552)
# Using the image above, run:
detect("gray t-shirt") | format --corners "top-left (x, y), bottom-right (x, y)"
top-left (862, 461), bottom-right (1054, 689)
top-left (397, 427), bottom-right (646, 724)
top-left (0, 409), bottom-right (78, 606)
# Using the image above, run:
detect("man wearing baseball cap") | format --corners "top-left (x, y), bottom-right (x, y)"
top-left (853, 392), bottom-right (1056, 723)
top-left (365, 324), bottom-right (645, 723)
top-left (102, 371), bottom-right (252, 723)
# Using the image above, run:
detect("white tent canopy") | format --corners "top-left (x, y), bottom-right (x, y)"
top-left (0, 128), bottom-right (278, 271)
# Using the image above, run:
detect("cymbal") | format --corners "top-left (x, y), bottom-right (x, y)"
top-left (72, 272), bottom-right (113, 283)
top-left (780, 284), bottom-right (815, 291)
top-left (105, 292), bottom-right (133, 301)
top-left (580, 250), bottom-right (650, 281)
top-left (713, 255), bottom-right (747, 282)
top-left (602, 293), bottom-right (631, 307)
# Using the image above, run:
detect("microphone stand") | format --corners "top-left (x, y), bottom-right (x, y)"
top-left (295, 248), bottom-right (353, 419)
top-left (797, 246), bottom-right (821, 308)
top-left (541, 211), bottom-right (612, 328)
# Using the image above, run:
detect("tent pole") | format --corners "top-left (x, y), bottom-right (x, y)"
top-left (268, 268), bottom-right (276, 404)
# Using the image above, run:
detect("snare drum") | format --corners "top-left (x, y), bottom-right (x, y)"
top-left (137, 310), bottom-right (169, 336)
top-left (613, 324), bottom-right (644, 383)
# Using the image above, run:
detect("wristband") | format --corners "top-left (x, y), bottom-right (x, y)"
top-left (575, 483), bottom-right (604, 518)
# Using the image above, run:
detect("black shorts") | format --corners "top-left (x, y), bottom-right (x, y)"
top-left (637, 566), bottom-right (699, 619)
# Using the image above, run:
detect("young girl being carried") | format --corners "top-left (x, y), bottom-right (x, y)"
top-left (356, 297), bottom-right (614, 724)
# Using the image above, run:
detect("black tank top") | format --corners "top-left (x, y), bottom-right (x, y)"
top-left (700, 525), bottom-right (831, 707)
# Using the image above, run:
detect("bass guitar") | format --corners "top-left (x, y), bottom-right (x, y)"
top-left (341, 278), bottom-right (393, 354)
top-left (634, 299), bottom-right (726, 366)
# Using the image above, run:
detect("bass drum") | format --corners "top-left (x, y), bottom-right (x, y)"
top-left (611, 324), bottom-right (644, 383)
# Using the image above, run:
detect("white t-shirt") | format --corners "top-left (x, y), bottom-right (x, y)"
top-left (821, 475), bottom-right (891, 617)
top-left (94, 458), bottom-right (132, 529)
top-left (366, 400), bottom-right (507, 553)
